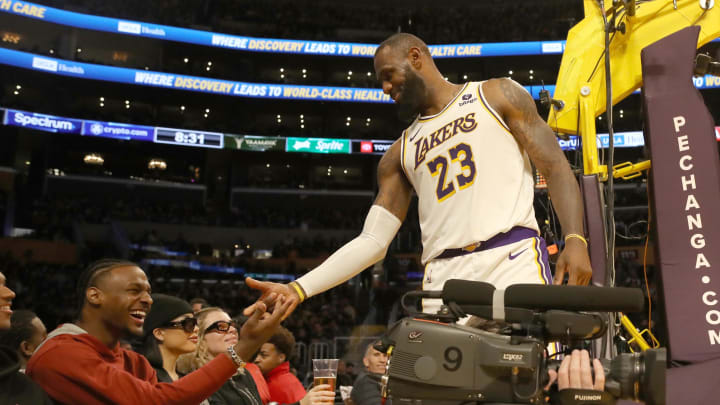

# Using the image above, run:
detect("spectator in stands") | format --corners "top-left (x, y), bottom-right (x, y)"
top-left (191, 297), bottom-right (210, 314)
top-left (0, 309), bottom-right (47, 372)
top-left (253, 326), bottom-right (306, 403)
top-left (178, 306), bottom-right (269, 404)
top-left (336, 359), bottom-right (354, 387)
top-left (350, 341), bottom-right (388, 405)
top-left (26, 259), bottom-right (292, 405)
top-left (345, 361), bottom-right (357, 382)
top-left (140, 294), bottom-right (199, 382)
top-left (0, 271), bottom-right (53, 404)
top-left (180, 307), bottom-right (333, 405)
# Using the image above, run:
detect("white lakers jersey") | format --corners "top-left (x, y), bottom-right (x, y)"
top-left (400, 81), bottom-right (539, 263)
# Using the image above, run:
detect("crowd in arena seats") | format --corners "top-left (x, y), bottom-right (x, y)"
top-left (0, 191), bottom-right (6, 230)
top-left (144, 267), bottom-right (363, 347)
top-left (0, 254), bottom-right (80, 329)
top-left (0, 252), bottom-right (390, 381)
top-left (1, 237), bottom-right (662, 355)
top-left (22, 196), bottom-right (366, 231)
top-left (41, 0), bottom-right (582, 43)
top-left (0, 243), bottom-right (663, 403)
top-left (16, 193), bottom-right (423, 261)
top-left (18, 185), bottom-right (645, 260)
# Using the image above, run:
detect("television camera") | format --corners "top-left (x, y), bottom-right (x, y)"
top-left (377, 280), bottom-right (665, 405)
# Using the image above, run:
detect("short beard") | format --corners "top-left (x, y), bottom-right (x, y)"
top-left (395, 69), bottom-right (426, 123)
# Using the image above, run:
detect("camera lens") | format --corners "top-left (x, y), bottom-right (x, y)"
top-left (606, 348), bottom-right (666, 405)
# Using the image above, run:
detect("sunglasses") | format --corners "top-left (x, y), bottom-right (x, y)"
top-left (162, 317), bottom-right (198, 333)
top-left (204, 320), bottom-right (238, 334)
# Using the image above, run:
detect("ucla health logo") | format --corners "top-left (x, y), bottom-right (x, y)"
top-left (31, 57), bottom-right (58, 72)
top-left (117, 21), bottom-right (141, 34)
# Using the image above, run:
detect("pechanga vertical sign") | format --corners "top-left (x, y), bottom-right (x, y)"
top-left (642, 27), bottom-right (720, 363)
top-left (285, 137), bottom-right (350, 154)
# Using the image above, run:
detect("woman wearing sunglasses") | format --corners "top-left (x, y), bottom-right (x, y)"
top-left (140, 294), bottom-right (199, 383)
top-left (180, 307), bottom-right (335, 405)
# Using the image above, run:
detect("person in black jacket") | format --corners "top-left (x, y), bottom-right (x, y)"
top-left (139, 294), bottom-right (199, 382)
top-left (0, 271), bottom-right (53, 405)
top-left (350, 341), bottom-right (388, 405)
top-left (179, 307), bottom-right (334, 405)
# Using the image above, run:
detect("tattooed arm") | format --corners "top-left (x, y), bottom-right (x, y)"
top-left (482, 78), bottom-right (592, 286)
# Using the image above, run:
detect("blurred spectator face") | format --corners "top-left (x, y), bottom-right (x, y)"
top-left (200, 310), bottom-right (238, 357)
top-left (363, 344), bottom-right (387, 375)
top-left (254, 342), bottom-right (285, 375)
top-left (21, 316), bottom-right (47, 358)
top-left (190, 298), bottom-right (208, 314)
top-left (92, 266), bottom-right (153, 337)
top-left (0, 271), bottom-right (16, 330)
top-left (156, 313), bottom-right (198, 356)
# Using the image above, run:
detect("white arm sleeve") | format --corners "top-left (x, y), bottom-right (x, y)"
top-left (295, 204), bottom-right (402, 298)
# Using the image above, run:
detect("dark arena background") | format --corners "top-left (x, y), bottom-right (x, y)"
top-left (0, 0), bottom-right (719, 404)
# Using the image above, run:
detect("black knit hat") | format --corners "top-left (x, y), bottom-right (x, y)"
top-left (143, 294), bottom-right (193, 338)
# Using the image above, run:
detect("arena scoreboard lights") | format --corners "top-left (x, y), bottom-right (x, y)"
top-left (5, 107), bottom-right (717, 155)
top-left (154, 127), bottom-right (224, 149)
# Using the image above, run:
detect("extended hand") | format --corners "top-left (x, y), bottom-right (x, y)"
top-left (553, 239), bottom-right (592, 285)
top-left (233, 294), bottom-right (294, 360)
top-left (242, 277), bottom-right (300, 320)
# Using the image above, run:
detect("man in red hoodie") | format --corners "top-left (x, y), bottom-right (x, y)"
top-left (26, 259), bottom-right (294, 405)
top-left (254, 326), bottom-right (306, 403)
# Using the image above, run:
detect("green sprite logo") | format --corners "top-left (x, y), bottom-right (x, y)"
top-left (287, 137), bottom-right (350, 154)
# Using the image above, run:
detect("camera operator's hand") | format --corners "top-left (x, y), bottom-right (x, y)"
top-left (547, 350), bottom-right (605, 391)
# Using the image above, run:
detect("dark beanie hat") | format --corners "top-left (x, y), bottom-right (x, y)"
top-left (143, 294), bottom-right (193, 338)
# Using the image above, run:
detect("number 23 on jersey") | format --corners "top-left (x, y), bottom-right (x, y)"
top-left (426, 143), bottom-right (476, 202)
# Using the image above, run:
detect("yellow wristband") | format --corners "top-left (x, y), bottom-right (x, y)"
top-left (565, 233), bottom-right (588, 247)
top-left (289, 281), bottom-right (306, 302)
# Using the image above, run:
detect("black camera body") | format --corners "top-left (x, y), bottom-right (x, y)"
top-left (378, 280), bottom-right (666, 405)
top-left (381, 318), bottom-right (546, 403)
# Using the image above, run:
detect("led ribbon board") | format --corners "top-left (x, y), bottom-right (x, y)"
top-left (0, 0), bottom-right (573, 58)
top-left (0, 48), bottom-right (585, 102)
top-left (0, 48), bottom-right (392, 103)
top-left (7, 106), bottom-right (706, 154)
top-left (4, 47), bottom-right (719, 104)
top-left (3, 108), bottom-right (82, 134)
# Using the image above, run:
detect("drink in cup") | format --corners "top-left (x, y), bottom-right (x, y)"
top-left (313, 358), bottom-right (339, 393)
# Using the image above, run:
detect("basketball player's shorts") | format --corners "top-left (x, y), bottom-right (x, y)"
top-left (421, 226), bottom-right (561, 356)
top-left (421, 226), bottom-right (552, 316)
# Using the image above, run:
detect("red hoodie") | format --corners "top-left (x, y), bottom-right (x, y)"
top-left (265, 362), bottom-right (306, 404)
top-left (245, 362), bottom-right (272, 404)
top-left (27, 324), bottom-right (238, 405)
